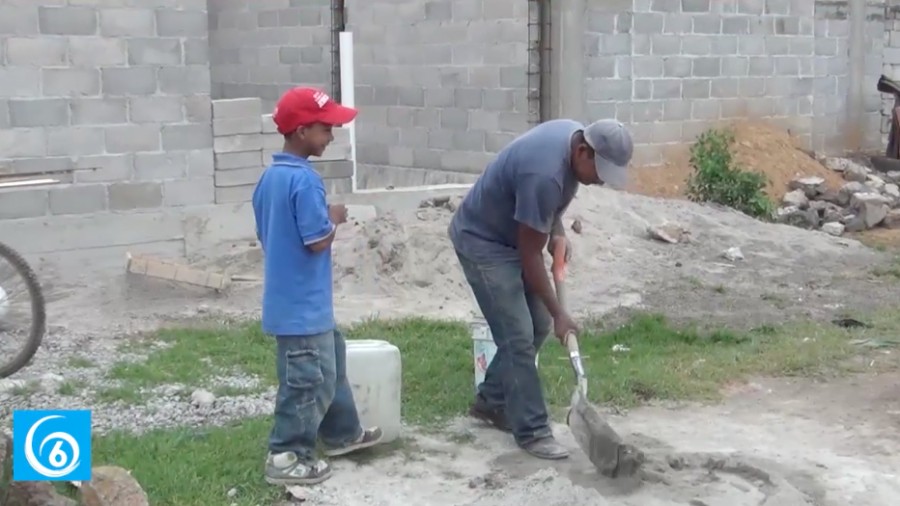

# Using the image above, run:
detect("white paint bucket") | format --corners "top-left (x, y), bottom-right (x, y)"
top-left (470, 317), bottom-right (539, 392)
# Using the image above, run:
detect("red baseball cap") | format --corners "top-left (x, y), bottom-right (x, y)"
top-left (272, 87), bottom-right (358, 134)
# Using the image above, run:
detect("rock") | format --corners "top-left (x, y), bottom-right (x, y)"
top-left (776, 206), bottom-right (820, 229)
top-left (884, 183), bottom-right (900, 201)
top-left (571, 219), bottom-right (583, 235)
top-left (822, 204), bottom-right (845, 224)
top-left (227, 487), bottom-right (238, 498)
top-left (722, 247), bottom-right (744, 261)
top-left (823, 157), bottom-right (848, 172)
top-left (190, 389), bottom-right (216, 408)
top-left (6, 482), bottom-right (77, 506)
top-left (788, 176), bottom-right (827, 198)
top-left (40, 373), bottom-right (64, 388)
top-left (842, 161), bottom-right (870, 182)
top-left (821, 222), bottom-right (845, 236)
top-left (843, 214), bottom-right (867, 232)
top-left (782, 189), bottom-right (809, 208)
top-left (79, 466), bottom-right (149, 506)
top-left (0, 379), bottom-right (26, 394)
top-left (819, 188), bottom-right (843, 205)
top-left (867, 175), bottom-right (886, 190)
top-left (884, 170), bottom-right (900, 184)
top-left (850, 192), bottom-right (890, 228)
top-left (883, 209), bottom-right (900, 229)
top-left (837, 181), bottom-right (870, 206)
top-left (647, 223), bottom-right (690, 244)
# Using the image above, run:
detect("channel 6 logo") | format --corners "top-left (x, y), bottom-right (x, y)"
top-left (12, 409), bottom-right (92, 481)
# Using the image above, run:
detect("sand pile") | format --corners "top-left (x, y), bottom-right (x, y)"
top-left (629, 120), bottom-right (843, 201)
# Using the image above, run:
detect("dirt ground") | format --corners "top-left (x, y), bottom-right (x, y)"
top-left (298, 372), bottom-right (900, 506)
top-left (10, 177), bottom-right (900, 505)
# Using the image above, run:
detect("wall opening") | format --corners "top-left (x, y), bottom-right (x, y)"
top-left (331, 0), bottom-right (347, 101)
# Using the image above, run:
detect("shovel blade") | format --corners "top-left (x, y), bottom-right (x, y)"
top-left (566, 390), bottom-right (644, 478)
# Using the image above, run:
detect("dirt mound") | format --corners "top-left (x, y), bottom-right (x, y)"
top-left (629, 120), bottom-right (844, 201)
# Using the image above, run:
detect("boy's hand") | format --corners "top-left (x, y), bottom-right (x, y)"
top-left (548, 235), bottom-right (572, 262)
top-left (328, 204), bottom-right (348, 225)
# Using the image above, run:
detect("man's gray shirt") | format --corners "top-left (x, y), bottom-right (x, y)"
top-left (449, 119), bottom-right (582, 263)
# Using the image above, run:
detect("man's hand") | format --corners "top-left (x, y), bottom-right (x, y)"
top-left (553, 311), bottom-right (579, 345)
top-left (548, 235), bottom-right (572, 262)
top-left (328, 204), bottom-right (348, 225)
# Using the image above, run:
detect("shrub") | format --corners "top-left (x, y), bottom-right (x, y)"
top-left (685, 128), bottom-right (775, 220)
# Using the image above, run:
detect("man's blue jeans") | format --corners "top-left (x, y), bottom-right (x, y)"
top-left (268, 328), bottom-right (363, 462)
top-left (456, 249), bottom-right (553, 446)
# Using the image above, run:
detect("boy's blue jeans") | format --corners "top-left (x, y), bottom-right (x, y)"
top-left (455, 249), bottom-right (554, 446)
top-left (268, 328), bottom-right (363, 462)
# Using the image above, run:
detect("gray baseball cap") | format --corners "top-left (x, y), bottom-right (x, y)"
top-left (582, 119), bottom-right (634, 189)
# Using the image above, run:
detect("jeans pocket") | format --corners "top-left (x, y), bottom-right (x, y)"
top-left (285, 349), bottom-right (325, 393)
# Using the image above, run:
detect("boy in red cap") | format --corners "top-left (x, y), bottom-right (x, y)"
top-left (252, 87), bottom-right (383, 486)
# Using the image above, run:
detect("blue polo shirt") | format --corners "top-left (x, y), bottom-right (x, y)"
top-left (252, 153), bottom-right (335, 336)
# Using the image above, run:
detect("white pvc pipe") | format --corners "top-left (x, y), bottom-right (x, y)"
top-left (339, 31), bottom-right (358, 192)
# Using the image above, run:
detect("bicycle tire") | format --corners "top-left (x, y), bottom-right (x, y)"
top-left (0, 242), bottom-right (46, 379)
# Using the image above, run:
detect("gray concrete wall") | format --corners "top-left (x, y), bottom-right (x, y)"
top-left (0, 0), bottom-right (215, 221)
top-left (207, 0), bottom-right (332, 107)
top-left (346, 0), bottom-right (535, 189)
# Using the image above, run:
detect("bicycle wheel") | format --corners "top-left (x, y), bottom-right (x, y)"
top-left (0, 242), bottom-right (46, 379)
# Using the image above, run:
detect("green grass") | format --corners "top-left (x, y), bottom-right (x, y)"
top-left (88, 312), bottom-right (893, 506)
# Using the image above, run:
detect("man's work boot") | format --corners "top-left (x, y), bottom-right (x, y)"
top-left (520, 436), bottom-right (570, 460)
top-left (468, 397), bottom-right (512, 433)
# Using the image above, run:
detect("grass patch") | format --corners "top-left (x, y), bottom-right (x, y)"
top-left (57, 379), bottom-right (86, 396)
top-left (95, 385), bottom-right (148, 405)
top-left (67, 356), bottom-right (96, 368)
top-left (872, 255), bottom-right (900, 278)
top-left (84, 311), bottom-right (893, 506)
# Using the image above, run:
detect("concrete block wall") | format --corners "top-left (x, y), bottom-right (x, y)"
top-left (0, 0), bottom-right (215, 222)
top-left (207, 0), bottom-right (332, 107)
top-left (211, 97), bottom-right (353, 204)
top-left (345, 0), bottom-right (533, 189)
top-left (882, 0), bottom-right (900, 146)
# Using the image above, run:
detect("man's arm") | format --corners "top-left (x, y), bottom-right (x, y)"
top-left (514, 174), bottom-right (565, 319)
top-left (292, 180), bottom-right (336, 253)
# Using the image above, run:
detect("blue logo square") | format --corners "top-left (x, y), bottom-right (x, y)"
top-left (12, 409), bottom-right (92, 482)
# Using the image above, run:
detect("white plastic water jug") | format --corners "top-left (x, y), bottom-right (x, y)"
top-left (471, 318), bottom-right (539, 392)
top-left (345, 339), bottom-right (402, 444)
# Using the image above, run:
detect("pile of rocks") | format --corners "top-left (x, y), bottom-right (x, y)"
top-left (776, 157), bottom-right (900, 236)
top-left (1, 433), bottom-right (149, 506)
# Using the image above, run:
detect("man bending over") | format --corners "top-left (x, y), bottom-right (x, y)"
top-left (448, 119), bottom-right (634, 460)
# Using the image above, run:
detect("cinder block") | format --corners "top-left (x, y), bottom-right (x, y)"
top-left (108, 182), bottom-right (163, 210)
top-left (692, 14), bottom-right (721, 34)
top-left (184, 39), bottom-right (209, 65)
top-left (215, 151), bottom-right (263, 171)
top-left (156, 9), bottom-right (208, 37)
top-left (105, 124), bottom-right (161, 154)
top-left (69, 37), bottom-right (127, 66)
top-left (46, 126), bottom-right (103, 157)
top-left (42, 68), bottom-right (100, 97)
top-left (134, 152), bottom-right (187, 181)
top-left (682, 0), bottom-right (711, 12)
top-left (163, 177), bottom-right (215, 207)
top-left (737, 0), bottom-right (764, 15)
top-left (9, 99), bottom-right (70, 128)
top-left (73, 154), bottom-right (134, 183)
top-left (0, 128), bottom-right (47, 158)
top-left (158, 65), bottom-right (210, 94)
top-left (312, 161), bottom-right (353, 179)
top-left (6, 37), bottom-right (67, 65)
top-left (185, 96), bottom-right (212, 123)
top-left (187, 149), bottom-right (215, 178)
top-left (127, 38), bottom-right (183, 65)
top-left (39, 6), bottom-right (97, 35)
top-left (683, 79), bottom-right (712, 99)
top-left (693, 57), bottom-right (722, 77)
top-left (214, 134), bottom-right (264, 154)
top-left (159, 124), bottom-right (213, 151)
top-left (215, 184), bottom-right (255, 204)
top-left (213, 117), bottom-right (263, 136)
top-left (101, 67), bottom-right (157, 95)
top-left (129, 96), bottom-right (184, 124)
top-left (215, 166), bottom-right (264, 187)
top-left (0, 68), bottom-right (42, 98)
top-left (0, 6), bottom-right (39, 35)
top-left (261, 114), bottom-right (278, 133)
top-left (0, 188), bottom-right (49, 219)
top-left (71, 98), bottom-right (127, 125)
top-left (100, 8), bottom-right (154, 36)
top-left (8, 156), bottom-right (71, 177)
top-left (48, 184), bottom-right (108, 215)
top-left (213, 98), bottom-right (263, 119)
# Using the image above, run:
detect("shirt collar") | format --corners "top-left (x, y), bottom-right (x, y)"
top-left (271, 152), bottom-right (311, 167)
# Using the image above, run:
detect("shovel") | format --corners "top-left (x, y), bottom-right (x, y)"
top-left (551, 241), bottom-right (645, 478)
